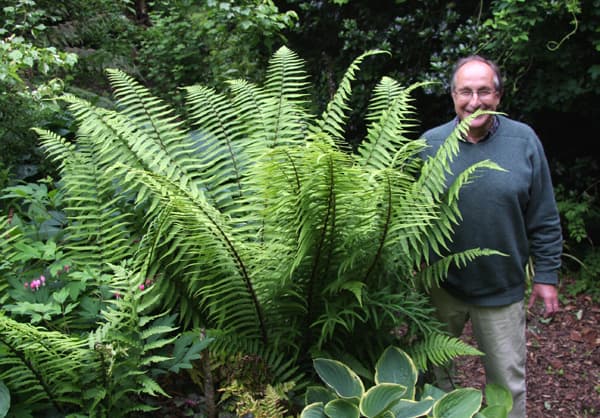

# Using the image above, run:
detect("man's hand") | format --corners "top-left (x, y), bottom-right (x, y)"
top-left (528, 283), bottom-right (559, 317)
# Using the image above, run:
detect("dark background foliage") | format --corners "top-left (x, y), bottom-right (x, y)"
top-left (274, 0), bottom-right (599, 164)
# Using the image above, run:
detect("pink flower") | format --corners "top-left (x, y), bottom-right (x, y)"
top-left (40, 275), bottom-right (46, 284)
top-left (114, 291), bottom-right (121, 299)
top-left (138, 284), bottom-right (145, 291)
top-left (64, 265), bottom-right (70, 273)
top-left (24, 282), bottom-right (29, 288)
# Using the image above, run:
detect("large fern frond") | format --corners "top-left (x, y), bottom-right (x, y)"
top-left (314, 49), bottom-right (389, 144)
top-left (124, 168), bottom-right (269, 343)
top-left (227, 78), bottom-right (273, 149)
top-left (262, 46), bottom-right (312, 145)
top-left (0, 312), bottom-right (93, 414)
top-left (0, 216), bottom-right (20, 303)
top-left (403, 111), bottom-right (505, 267)
top-left (184, 85), bottom-right (249, 211)
top-left (36, 129), bottom-right (137, 269)
top-left (106, 68), bottom-right (203, 193)
top-left (416, 248), bottom-right (507, 292)
top-left (31, 128), bottom-right (78, 171)
top-left (358, 78), bottom-right (429, 170)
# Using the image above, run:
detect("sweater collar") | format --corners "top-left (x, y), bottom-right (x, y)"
top-left (454, 115), bottom-right (499, 143)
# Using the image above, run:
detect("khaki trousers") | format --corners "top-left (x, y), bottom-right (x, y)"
top-left (429, 285), bottom-right (527, 418)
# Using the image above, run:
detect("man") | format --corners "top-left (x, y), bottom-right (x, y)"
top-left (420, 55), bottom-right (563, 418)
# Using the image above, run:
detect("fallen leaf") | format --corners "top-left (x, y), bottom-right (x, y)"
top-left (548, 358), bottom-right (563, 369)
top-left (570, 330), bottom-right (583, 342)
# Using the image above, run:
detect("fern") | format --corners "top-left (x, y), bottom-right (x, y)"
top-left (107, 69), bottom-right (202, 194)
top-left (0, 312), bottom-right (93, 415)
top-left (83, 262), bottom-right (207, 417)
top-left (358, 78), bottom-right (429, 170)
top-left (417, 248), bottom-right (507, 293)
top-left (0, 216), bottom-right (20, 304)
top-left (220, 380), bottom-right (297, 418)
top-left (36, 128), bottom-right (137, 270)
top-left (408, 333), bottom-right (484, 371)
top-left (315, 49), bottom-right (389, 145)
top-left (25, 46), bottom-right (506, 406)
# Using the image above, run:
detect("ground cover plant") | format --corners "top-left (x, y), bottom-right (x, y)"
top-left (1, 46), bottom-right (507, 416)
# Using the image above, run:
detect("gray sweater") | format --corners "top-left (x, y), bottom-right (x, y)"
top-left (422, 115), bottom-right (563, 306)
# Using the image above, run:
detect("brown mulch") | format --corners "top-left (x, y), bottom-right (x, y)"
top-left (454, 278), bottom-right (600, 418)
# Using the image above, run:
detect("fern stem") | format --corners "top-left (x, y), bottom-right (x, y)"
top-left (364, 173), bottom-right (393, 283)
top-left (201, 330), bottom-right (217, 418)
top-left (305, 154), bottom-right (336, 341)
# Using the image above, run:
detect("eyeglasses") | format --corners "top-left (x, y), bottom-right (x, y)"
top-left (454, 88), bottom-right (496, 100)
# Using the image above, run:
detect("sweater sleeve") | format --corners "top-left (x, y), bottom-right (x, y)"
top-left (526, 133), bottom-right (563, 285)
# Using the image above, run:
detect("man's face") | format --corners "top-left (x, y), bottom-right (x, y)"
top-left (451, 61), bottom-right (502, 131)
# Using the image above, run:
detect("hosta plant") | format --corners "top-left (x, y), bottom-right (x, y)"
top-left (301, 345), bottom-right (513, 418)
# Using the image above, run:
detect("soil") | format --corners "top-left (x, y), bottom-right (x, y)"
top-left (454, 277), bottom-right (600, 418)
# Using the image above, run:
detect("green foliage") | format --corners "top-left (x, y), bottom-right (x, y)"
top-left (0, 0), bottom-right (79, 183)
top-left (554, 158), bottom-right (600, 246)
top-left (0, 190), bottom-right (209, 415)
top-left (0, 36), bottom-right (77, 87)
top-left (137, 0), bottom-right (298, 101)
top-left (0, 258), bottom-right (208, 416)
top-left (301, 346), bottom-right (513, 418)
top-left (0, 381), bottom-right (8, 418)
top-left (566, 248), bottom-right (600, 302)
top-left (83, 262), bottom-right (201, 417)
top-left (1, 180), bottom-right (66, 240)
top-left (0, 312), bottom-right (92, 416)
top-left (277, 0), bottom-right (598, 148)
top-left (31, 0), bottom-right (141, 89)
top-left (0, 36), bottom-right (75, 181)
top-left (552, 157), bottom-right (600, 300)
top-left (407, 334), bottom-right (483, 372)
top-left (0, 43), bottom-right (511, 414)
top-left (220, 380), bottom-right (297, 418)
top-left (30, 45), bottom-right (503, 397)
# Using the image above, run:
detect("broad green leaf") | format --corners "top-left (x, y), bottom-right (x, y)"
top-left (305, 386), bottom-right (336, 405)
top-left (8, 50), bottom-right (23, 61)
top-left (301, 402), bottom-right (326, 418)
top-left (478, 404), bottom-right (509, 418)
top-left (484, 383), bottom-right (512, 412)
top-left (52, 287), bottom-right (70, 304)
top-left (421, 383), bottom-right (447, 401)
top-left (324, 398), bottom-right (360, 418)
top-left (359, 383), bottom-right (405, 417)
top-left (375, 346), bottom-right (418, 399)
top-left (389, 398), bottom-right (435, 418)
top-left (166, 332), bottom-right (213, 373)
top-left (313, 358), bottom-right (364, 400)
top-left (0, 381), bottom-right (10, 418)
top-left (432, 388), bottom-right (482, 418)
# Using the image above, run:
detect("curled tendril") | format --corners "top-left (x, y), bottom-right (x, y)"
top-left (546, 11), bottom-right (579, 51)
